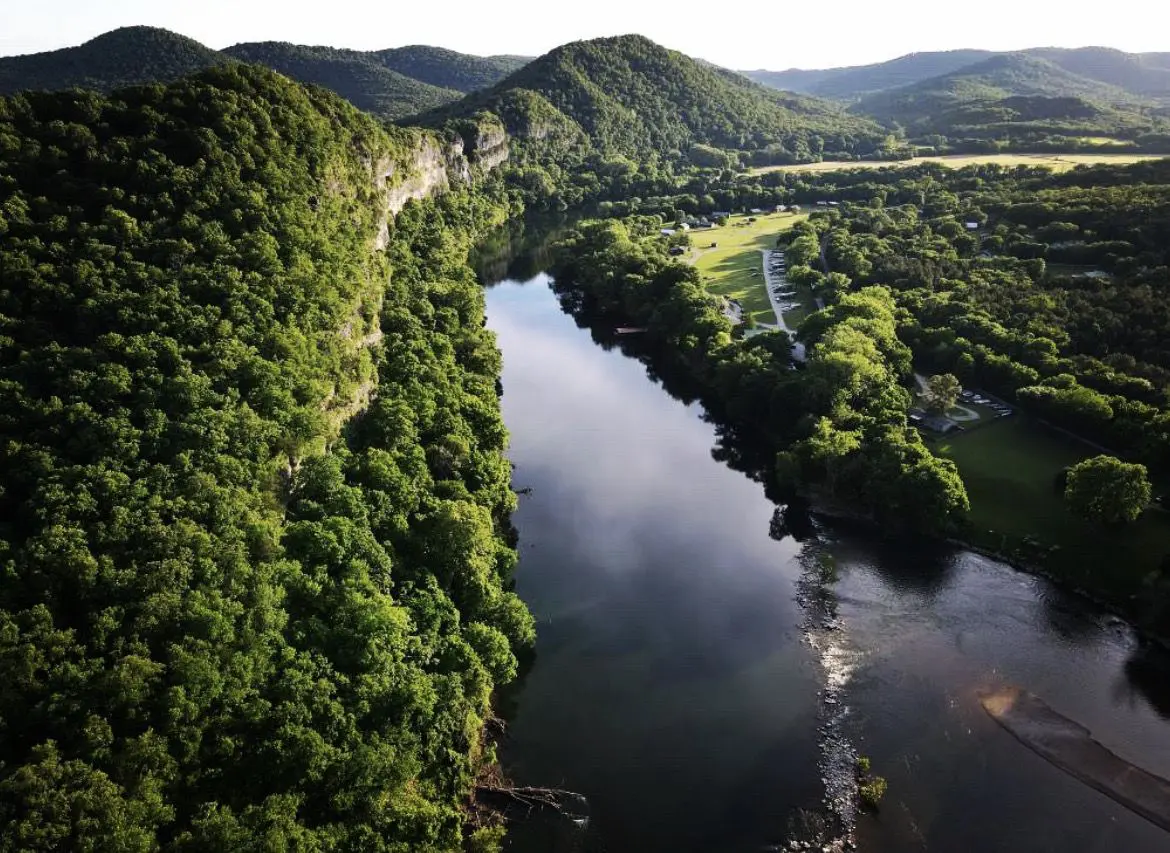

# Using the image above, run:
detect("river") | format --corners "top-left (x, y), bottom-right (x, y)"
top-left (484, 272), bottom-right (1170, 853)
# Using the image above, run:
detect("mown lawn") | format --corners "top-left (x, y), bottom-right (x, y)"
top-left (933, 417), bottom-right (1170, 597)
top-left (751, 153), bottom-right (1167, 176)
top-left (687, 212), bottom-right (805, 325)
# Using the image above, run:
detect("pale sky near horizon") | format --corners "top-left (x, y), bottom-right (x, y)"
top-left (1, 0), bottom-right (1167, 70)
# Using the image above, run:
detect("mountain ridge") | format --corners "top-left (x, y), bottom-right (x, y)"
top-left (744, 46), bottom-right (1170, 104)
top-left (418, 34), bottom-right (893, 166)
top-left (0, 25), bottom-right (524, 120)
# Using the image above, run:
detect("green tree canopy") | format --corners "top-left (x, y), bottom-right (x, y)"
top-left (1063, 455), bottom-right (1151, 525)
top-left (923, 373), bottom-right (962, 414)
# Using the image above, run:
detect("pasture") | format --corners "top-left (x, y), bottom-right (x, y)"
top-left (685, 211), bottom-right (805, 325)
top-left (750, 152), bottom-right (1167, 176)
top-left (933, 417), bottom-right (1170, 597)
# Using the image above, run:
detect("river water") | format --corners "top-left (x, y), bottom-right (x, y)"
top-left (485, 272), bottom-right (1170, 853)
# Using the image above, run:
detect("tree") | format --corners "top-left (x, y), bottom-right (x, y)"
top-left (923, 373), bottom-right (961, 415)
top-left (1063, 455), bottom-right (1151, 526)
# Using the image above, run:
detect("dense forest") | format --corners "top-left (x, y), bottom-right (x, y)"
top-left (0, 27), bottom-right (521, 122)
top-left (373, 47), bottom-right (527, 95)
top-left (0, 65), bottom-right (531, 850)
top-left (421, 35), bottom-right (899, 167)
top-left (750, 161), bottom-right (1170, 474)
top-left (0, 27), bottom-right (227, 95)
top-left (221, 43), bottom-right (464, 120)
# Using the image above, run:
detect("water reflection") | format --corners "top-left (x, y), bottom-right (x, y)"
top-left (1121, 643), bottom-right (1170, 720)
top-left (487, 272), bottom-right (1170, 853)
top-left (489, 275), bottom-right (823, 853)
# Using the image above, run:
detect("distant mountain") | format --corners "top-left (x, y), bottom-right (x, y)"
top-left (421, 35), bottom-right (890, 164)
top-left (852, 53), bottom-right (1166, 139)
top-left (0, 26), bottom-right (225, 95)
top-left (373, 45), bottom-right (527, 93)
top-left (746, 46), bottom-right (1170, 105)
top-left (223, 42), bottom-right (461, 119)
top-left (1028, 47), bottom-right (1170, 99)
top-left (0, 27), bottom-right (517, 121)
top-left (744, 50), bottom-right (994, 98)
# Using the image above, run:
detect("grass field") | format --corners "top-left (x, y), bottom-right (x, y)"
top-left (750, 153), bottom-right (1167, 176)
top-left (933, 417), bottom-right (1170, 597)
top-left (686, 212), bottom-right (806, 325)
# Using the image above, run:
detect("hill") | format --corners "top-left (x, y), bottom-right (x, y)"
top-left (0, 25), bottom-right (224, 94)
top-left (421, 35), bottom-right (893, 167)
top-left (0, 62), bottom-right (529, 850)
top-left (1029, 47), bottom-right (1170, 100)
top-left (747, 46), bottom-right (1170, 105)
top-left (851, 53), bottom-right (1169, 142)
top-left (0, 27), bottom-right (518, 121)
top-left (744, 50), bottom-right (994, 98)
top-left (373, 45), bottom-right (528, 93)
top-left (224, 41), bottom-right (463, 119)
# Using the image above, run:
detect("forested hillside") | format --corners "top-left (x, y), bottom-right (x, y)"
top-left (748, 47), bottom-right (1170, 103)
top-left (851, 53), bottom-right (1168, 141)
top-left (746, 48), bottom-right (1170, 151)
top-left (0, 27), bottom-right (512, 122)
top-left (423, 35), bottom-right (896, 170)
top-left (223, 42), bottom-right (463, 119)
top-left (374, 46), bottom-right (527, 94)
top-left (0, 26), bottom-right (225, 95)
top-left (0, 64), bottom-right (530, 850)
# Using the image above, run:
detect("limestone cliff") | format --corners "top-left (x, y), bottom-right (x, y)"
top-left (377, 119), bottom-right (510, 219)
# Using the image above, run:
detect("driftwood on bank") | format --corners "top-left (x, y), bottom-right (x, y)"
top-left (475, 784), bottom-right (589, 820)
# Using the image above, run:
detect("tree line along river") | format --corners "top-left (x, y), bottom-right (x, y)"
top-left (482, 267), bottom-right (1170, 853)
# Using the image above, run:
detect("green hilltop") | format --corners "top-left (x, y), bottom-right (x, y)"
top-left (222, 41), bottom-right (464, 120)
top-left (0, 26), bottom-right (526, 121)
top-left (0, 26), bottom-right (226, 94)
top-left (373, 45), bottom-right (528, 93)
top-left (0, 62), bottom-right (529, 850)
top-left (420, 34), bottom-right (894, 166)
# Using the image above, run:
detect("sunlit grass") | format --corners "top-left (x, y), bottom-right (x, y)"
top-left (933, 417), bottom-right (1170, 596)
top-left (686, 212), bottom-right (805, 325)
top-left (750, 152), bottom-right (1166, 176)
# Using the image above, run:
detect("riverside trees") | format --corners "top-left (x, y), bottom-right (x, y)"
top-left (1063, 455), bottom-right (1152, 526)
top-left (549, 220), bottom-right (968, 536)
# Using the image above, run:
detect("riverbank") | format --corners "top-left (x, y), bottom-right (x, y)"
top-left (549, 217), bottom-right (1170, 646)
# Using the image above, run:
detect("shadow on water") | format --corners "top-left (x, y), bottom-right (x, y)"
top-left (1038, 584), bottom-right (1110, 645)
top-left (1120, 642), bottom-right (1170, 720)
top-left (473, 213), bottom-right (577, 287)
top-left (811, 515), bottom-right (960, 598)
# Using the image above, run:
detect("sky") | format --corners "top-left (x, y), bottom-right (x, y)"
top-left (2, 0), bottom-right (1167, 70)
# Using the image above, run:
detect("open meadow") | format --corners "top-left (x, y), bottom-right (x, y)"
top-left (751, 152), bottom-right (1167, 175)
top-left (685, 211), bottom-right (806, 325)
top-left (933, 417), bottom-right (1170, 597)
